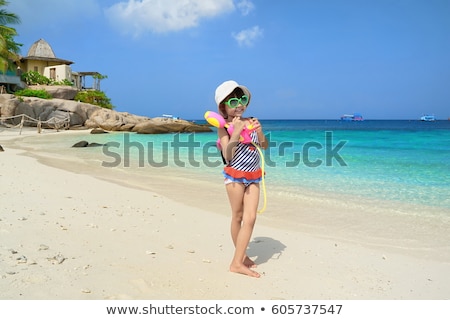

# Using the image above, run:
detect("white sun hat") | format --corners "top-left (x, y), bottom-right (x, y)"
top-left (214, 80), bottom-right (251, 106)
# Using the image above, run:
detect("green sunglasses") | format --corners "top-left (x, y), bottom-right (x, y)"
top-left (224, 95), bottom-right (249, 108)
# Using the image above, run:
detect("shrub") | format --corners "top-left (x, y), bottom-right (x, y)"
top-left (21, 71), bottom-right (74, 86)
top-left (53, 79), bottom-right (74, 86)
top-left (74, 90), bottom-right (114, 109)
top-left (21, 71), bottom-right (51, 85)
top-left (14, 89), bottom-right (52, 99)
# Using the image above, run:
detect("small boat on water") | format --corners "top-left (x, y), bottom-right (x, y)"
top-left (340, 113), bottom-right (363, 121)
top-left (420, 114), bottom-right (436, 121)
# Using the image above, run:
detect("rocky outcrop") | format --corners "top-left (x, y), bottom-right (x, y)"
top-left (0, 94), bottom-right (94, 127)
top-left (84, 108), bottom-right (150, 131)
top-left (132, 118), bottom-right (212, 134)
top-left (30, 85), bottom-right (78, 100)
top-left (0, 94), bottom-right (212, 134)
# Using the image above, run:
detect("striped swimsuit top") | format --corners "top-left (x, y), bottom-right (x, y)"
top-left (223, 130), bottom-right (262, 185)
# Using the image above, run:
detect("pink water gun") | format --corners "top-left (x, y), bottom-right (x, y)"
top-left (204, 111), bottom-right (254, 145)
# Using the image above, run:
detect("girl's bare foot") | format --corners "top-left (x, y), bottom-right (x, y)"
top-left (230, 263), bottom-right (260, 278)
top-left (244, 256), bottom-right (257, 268)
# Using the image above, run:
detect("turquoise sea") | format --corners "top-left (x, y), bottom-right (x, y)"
top-left (19, 119), bottom-right (450, 212)
top-left (256, 119), bottom-right (450, 211)
top-left (91, 119), bottom-right (450, 211)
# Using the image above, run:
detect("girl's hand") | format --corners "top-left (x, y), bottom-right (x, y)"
top-left (251, 118), bottom-right (268, 149)
top-left (231, 117), bottom-right (246, 134)
top-left (250, 118), bottom-right (262, 132)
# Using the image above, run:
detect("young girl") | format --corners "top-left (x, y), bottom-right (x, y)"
top-left (215, 80), bottom-right (268, 278)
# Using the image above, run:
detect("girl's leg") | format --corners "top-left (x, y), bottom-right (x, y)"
top-left (227, 183), bottom-right (256, 268)
top-left (226, 182), bottom-right (260, 278)
top-left (242, 183), bottom-right (260, 268)
top-left (226, 182), bottom-right (245, 250)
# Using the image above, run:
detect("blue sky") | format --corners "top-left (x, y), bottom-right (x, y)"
top-left (9, 0), bottom-right (450, 120)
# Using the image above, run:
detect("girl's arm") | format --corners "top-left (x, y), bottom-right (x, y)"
top-left (251, 118), bottom-right (268, 149)
top-left (218, 127), bottom-right (238, 163)
top-left (219, 118), bottom-right (246, 163)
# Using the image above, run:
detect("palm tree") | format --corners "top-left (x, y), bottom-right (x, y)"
top-left (0, 0), bottom-right (21, 73)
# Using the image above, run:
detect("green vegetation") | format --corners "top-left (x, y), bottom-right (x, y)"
top-left (20, 71), bottom-right (115, 109)
top-left (74, 90), bottom-right (114, 109)
top-left (21, 70), bottom-right (51, 85)
top-left (21, 71), bottom-right (73, 86)
top-left (93, 73), bottom-right (108, 81)
top-left (14, 88), bottom-right (52, 99)
top-left (0, 0), bottom-right (21, 73)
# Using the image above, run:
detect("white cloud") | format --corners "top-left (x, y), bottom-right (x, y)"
top-left (232, 26), bottom-right (263, 47)
top-left (236, 0), bottom-right (255, 16)
top-left (105, 0), bottom-right (235, 36)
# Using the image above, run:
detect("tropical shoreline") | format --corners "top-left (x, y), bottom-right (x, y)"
top-left (8, 128), bottom-right (450, 259)
top-left (1, 128), bottom-right (449, 299)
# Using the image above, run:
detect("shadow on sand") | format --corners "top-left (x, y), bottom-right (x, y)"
top-left (246, 236), bottom-right (287, 265)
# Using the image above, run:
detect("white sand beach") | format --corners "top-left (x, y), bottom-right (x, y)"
top-left (1, 128), bottom-right (449, 300)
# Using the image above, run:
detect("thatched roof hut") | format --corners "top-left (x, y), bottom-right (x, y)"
top-left (22, 38), bottom-right (73, 66)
